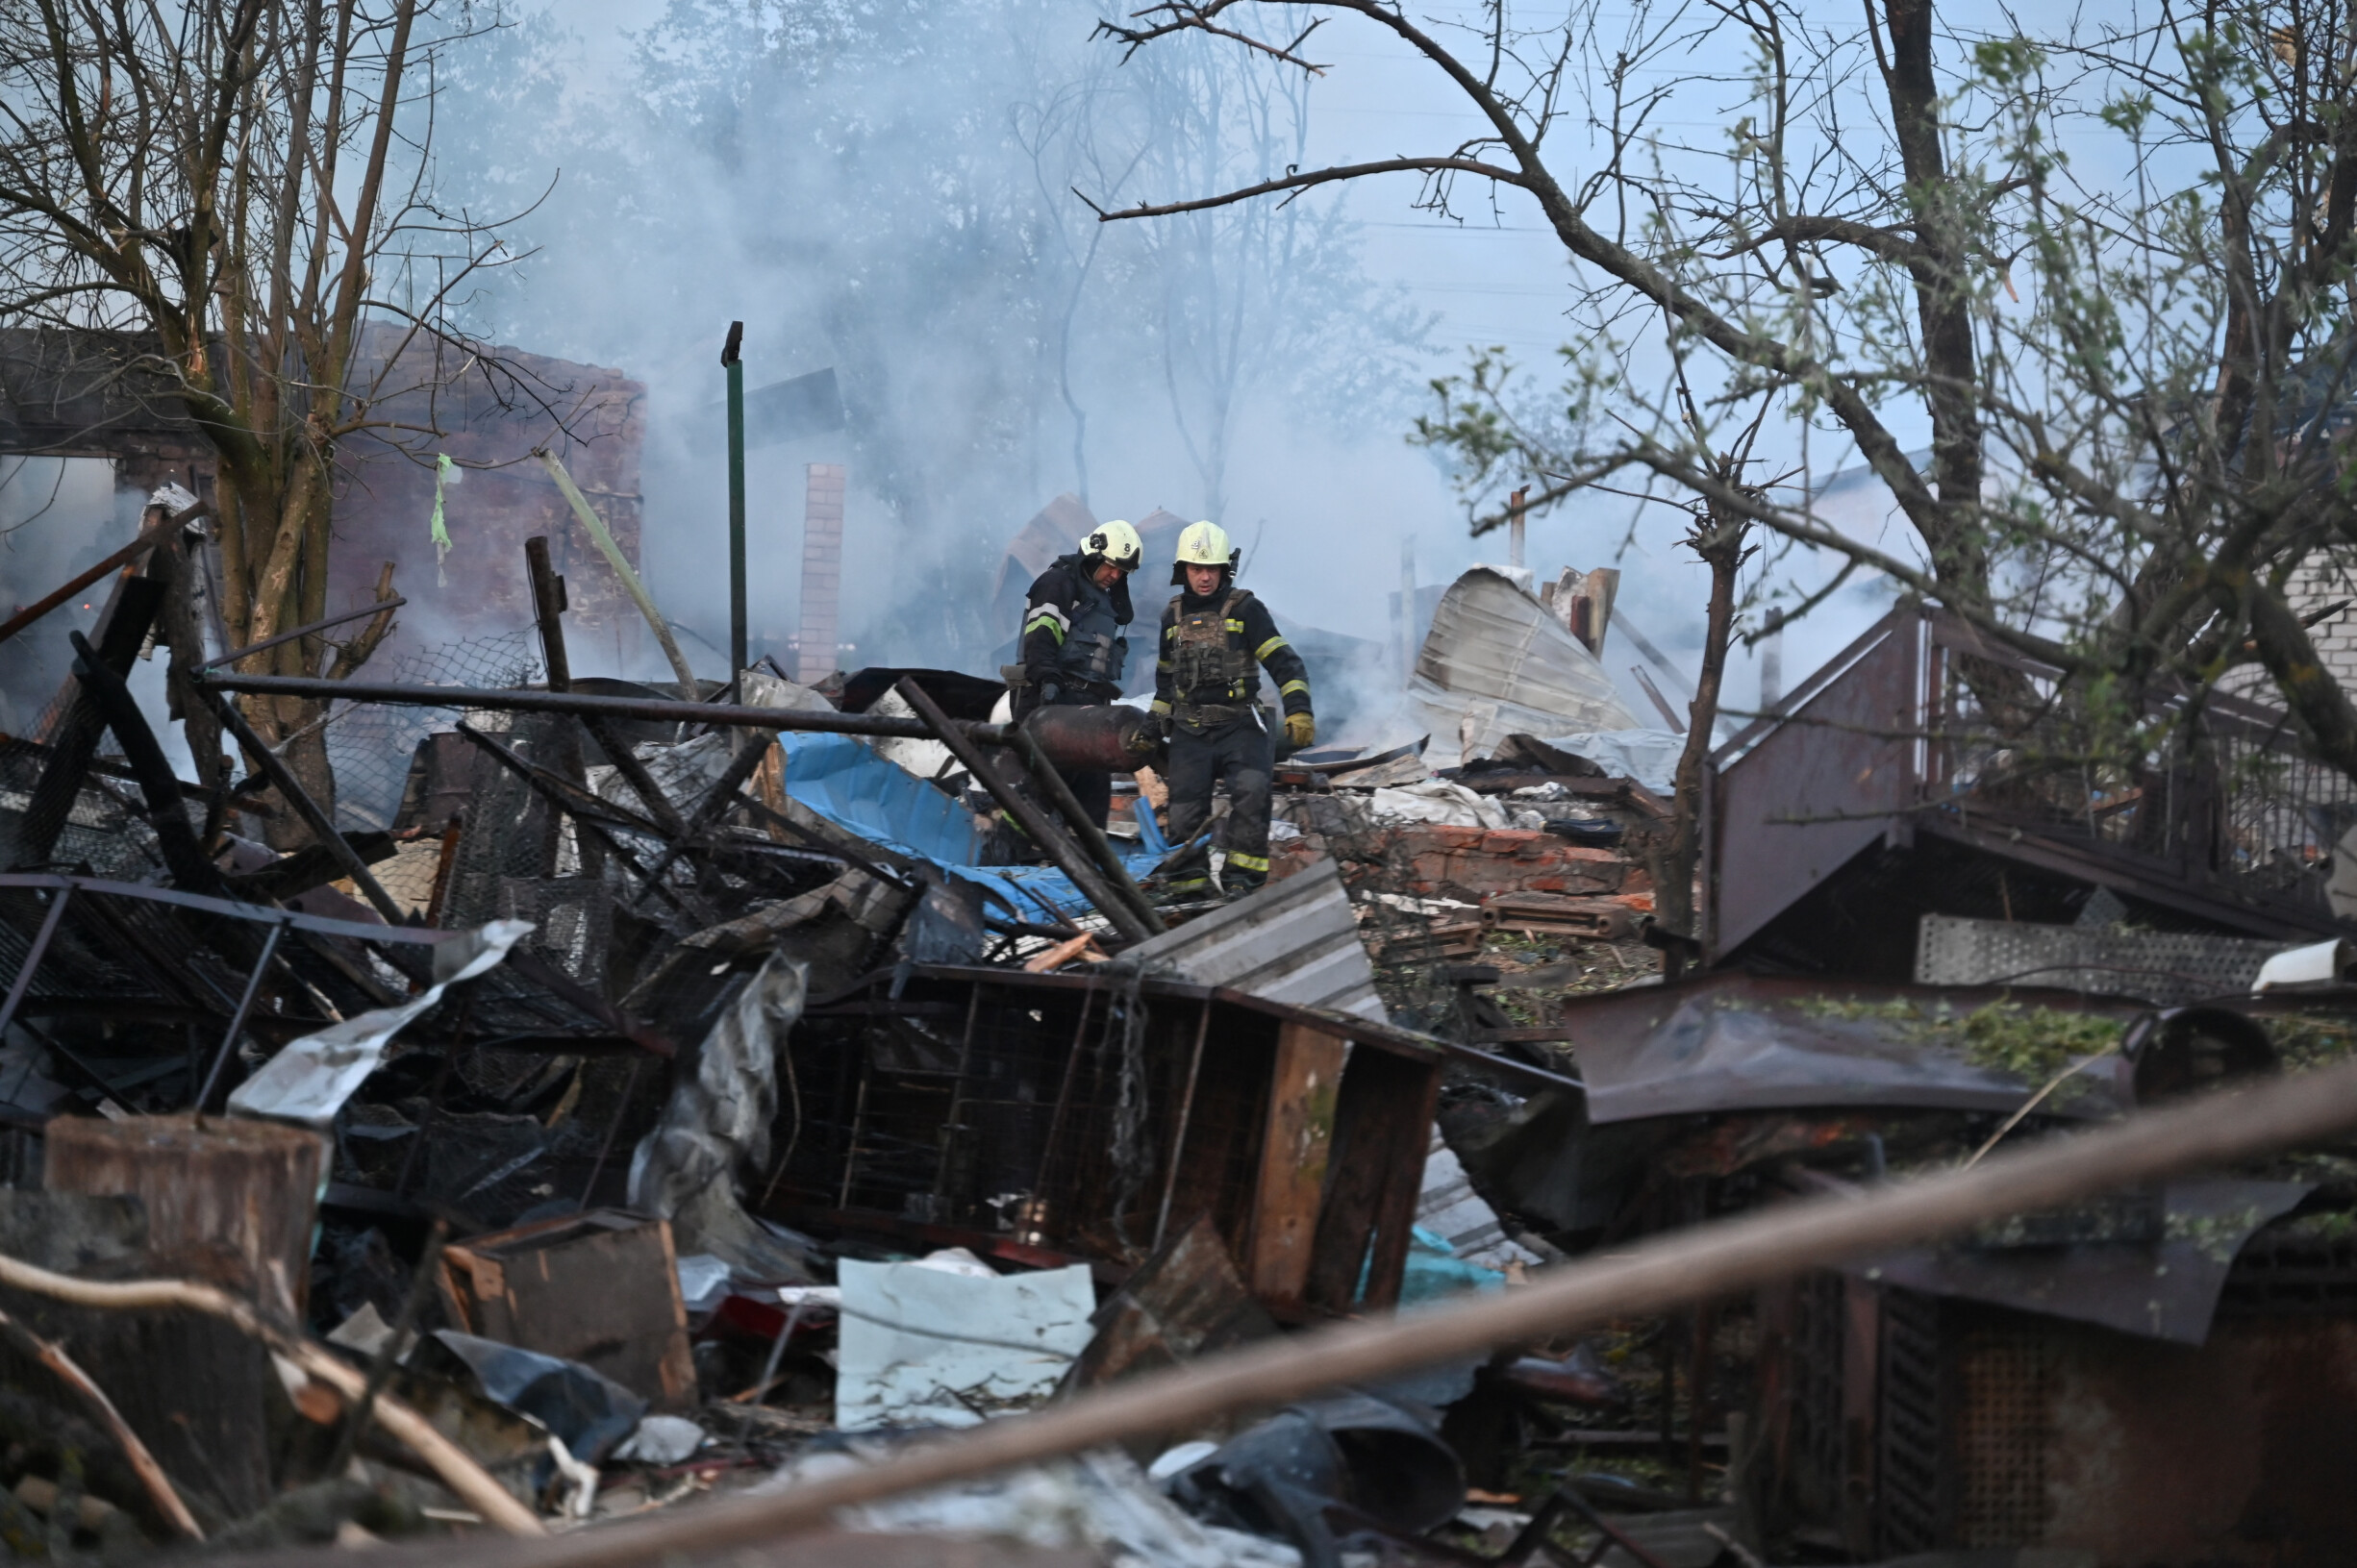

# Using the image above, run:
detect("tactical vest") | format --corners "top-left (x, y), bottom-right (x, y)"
top-left (1052, 570), bottom-right (1128, 690)
top-left (1168, 589), bottom-right (1259, 702)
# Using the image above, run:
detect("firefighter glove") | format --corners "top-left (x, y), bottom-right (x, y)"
top-left (1284, 711), bottom-right (1316, 749)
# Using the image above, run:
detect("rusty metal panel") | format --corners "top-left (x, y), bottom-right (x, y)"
top-left (1839, 1296), bottom-right (2357, 1563)
top-left (2037, 1313), bottom-right (2357, 1563)
top-left (1949, 1311), bottom-right (2057, 1548)
top-left (769, 970), bottom-right (1442, 1311)
top-left (1707, 608), bottom-right (1919, 959)
top-left (1839, 1275), bottom-right (1883, 1558)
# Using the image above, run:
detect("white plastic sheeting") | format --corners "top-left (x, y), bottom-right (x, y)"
top-left (1530, 727), bottom-right (1688, 795)
top-left (1368, 779), bottom-right (1511, 830)
top-left (227, 918), bottom-right (536, 1126)
top-left (1408, 567), bottom-right (1642, 766)
top-left (834, 1253), bottom-right (1097, 1430)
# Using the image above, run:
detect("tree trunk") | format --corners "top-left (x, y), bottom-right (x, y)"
top-left (1658, 508), bottom-right (1750, 962)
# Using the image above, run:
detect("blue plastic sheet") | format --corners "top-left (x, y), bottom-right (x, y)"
top-left (775, 731), bottom-right (1166, 926)
top-left (1360, 1224), bottom-right (1507, 1310)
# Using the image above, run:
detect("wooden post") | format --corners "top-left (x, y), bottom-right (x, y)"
top-left (44, 1115), bottom-right (327, 1322)
top-left (1246, 1023), bottom-right (1347, 1308)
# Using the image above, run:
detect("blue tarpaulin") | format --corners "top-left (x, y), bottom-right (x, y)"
top-left (774, 731), bottom-right (1166, 925)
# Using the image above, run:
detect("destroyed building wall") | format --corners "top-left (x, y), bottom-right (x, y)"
top-left (0, 325), bottom-right (647, 676)
top-left (1707, 601), bottom-right (2357, 975)
top-left (0, 329), bottom-right (217, 497)
top-left (329, 327), bottom-right (647, 673)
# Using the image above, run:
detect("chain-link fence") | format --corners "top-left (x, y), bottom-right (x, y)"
top-left (326, 628), bottom-right (541, 834)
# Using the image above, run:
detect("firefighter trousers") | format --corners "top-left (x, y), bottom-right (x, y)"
top-left (1161, 716), bottom-right (1274, 891)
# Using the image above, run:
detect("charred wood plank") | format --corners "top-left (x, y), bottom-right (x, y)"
top-left (65, 631), bottom-right (224, 894)
top-left (12, 576), bottom-right (163, 869)
top-left (221, 831), bottom-right (397, 903)
top-left (0, 502), bottom-right (198, 651)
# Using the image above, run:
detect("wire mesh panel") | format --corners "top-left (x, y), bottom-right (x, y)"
top-left (0, 737), bottom-right (166, 882)
top-left (1948, 1310), bottom-right (2057, 1549)
top-left (326, 629), bottom-right (540, 832)
top-left (1914, 913), bottom-right (2286, 1003)
top-left (1925, 614), bottom-right (2357, 924)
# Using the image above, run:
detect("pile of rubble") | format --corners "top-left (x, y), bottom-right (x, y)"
top-left (2, 528), bottom-right (2357, 1567)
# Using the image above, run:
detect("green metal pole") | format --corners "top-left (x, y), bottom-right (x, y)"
top-left (723, 320), bottom-right (747, 683)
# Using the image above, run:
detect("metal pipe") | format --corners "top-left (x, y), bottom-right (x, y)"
top-left (0, 502), bottom-right (203, 651)
top-left (0, 885), bottom-right (73, 1044)
top-left (523, 537), bottom-right (573, 693)
top-left (200, 597), bottom-right (407, 671)
top-left (196, 918), bottom-right (288, 1112)
top-left (198, 672), bottom-right (1154, 774)
top-left (201, 672), bottom-right (949, 740)
top-left (723, 322), bottom-right (748, 682)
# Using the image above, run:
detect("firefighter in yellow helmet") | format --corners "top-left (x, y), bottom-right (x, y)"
top-left (1150, 520), bottom-right (1314, 898)
top-left (1014, 519), bottom-right (1144, 827)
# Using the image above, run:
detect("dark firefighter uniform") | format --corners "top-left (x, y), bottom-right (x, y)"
top-left (1013, 522), bottom-right (1142, 829)
top-left (1152, 568), bottom-right (1313, 896)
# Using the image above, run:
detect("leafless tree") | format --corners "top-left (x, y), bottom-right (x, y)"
top-left (0, 0), bottom-right (553, 819)
top-left (1041, 16), bottom-right (1428, 523)
top-left (1091, 0), bottom-right (2357, 796)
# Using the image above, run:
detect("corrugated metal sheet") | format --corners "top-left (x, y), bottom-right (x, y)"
top-left (1408, 567), bottom-right (1641, 765)
top-left (1119, 858), bottom-right (1385, 1020)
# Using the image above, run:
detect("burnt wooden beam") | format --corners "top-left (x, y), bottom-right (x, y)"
top-left (66, 631), bottom-right (224, 895)
top-left (12, 576), bottom-right (164, 870)
top-left (221, 832), bottom-right (397, 903)
top-left (0, 501), bottom-right (201, 651)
